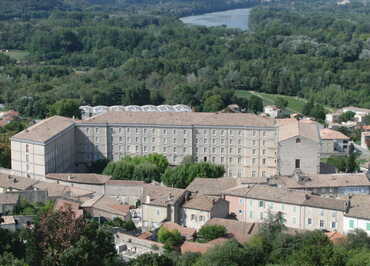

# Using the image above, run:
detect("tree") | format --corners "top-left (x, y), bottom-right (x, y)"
top-left (249, 95), bottom-right (263, 113)
top-left (161, 162), bottom-right (225, 188)
top-left (274, 97), bottom-right (288, 109)
top-left (197, 225), bottom-right (227, 243)
top-left (362, 114), bottom-right (370, 125)
top-left (194, 240), bottom-right (248, 266)
top-left (338, 111), bottom-right (355, 123)
top-left (203, 95), bottom-right (224, 112)
top-left (0, 144), bottom-right (11, 168)
top-left (49, 99), bottom-right (81, 118)
top-left (107, 217), bottom-right (136, 231)
top-left (129, 253), bottom-right (173, 266)
top-left (157, 227), bottom-right (184, 251)
top-left (0, 253), bottom-right (28, 266)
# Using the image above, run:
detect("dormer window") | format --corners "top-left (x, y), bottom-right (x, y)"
top-left (296, 138), bottom-right (301, 143)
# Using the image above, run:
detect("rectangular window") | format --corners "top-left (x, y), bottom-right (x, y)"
top-left (295, 159), bottom-right (301, 169)
top-left (349, 220), bottom-right (354, 229)
top-left (249, 211), bottom-right (253, 218)
top-left (260, 212), bottom-right (264, 220)
top-left (259, 201), bottom-right (264, 208)
top-left (221, 157), bottom-right (224, 163)
top-left (173, 138), bottom-right (176, 144)
top-left (320, 220), bottom-right (324, 228)
top-left (262, 158), bottom-right (266, 165)
top-left (293, 217), bottom-right (296, 224)
top-left (307, 218), bottom-right (312, 225)
top-left (367, 223), bottom-right (370, 231)
top-left (332, 222), bottom-right (336, 229)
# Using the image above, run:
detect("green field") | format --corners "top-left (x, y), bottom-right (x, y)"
top-left (235, 90), bottom-right (333, 114)
top-left (2, 50), bottom-right (29, 61)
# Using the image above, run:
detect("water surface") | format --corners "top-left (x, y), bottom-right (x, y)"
top-left (180, 8), bottom-right (251, 31)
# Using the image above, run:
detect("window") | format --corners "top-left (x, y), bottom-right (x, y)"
top-left (221, 139), bottom-right (225, 144)
top-left (259, 201), bottom-right (264, 208)
top-left (184, 139), bottom-right (187, 144)
top-left (212, 157), bottom-right (215, 163)
top-left (367, 223), bottom-right (370, 231)
top-left (293, 217), bottom-right (297, 224)
top-left (262, 171), bottom-right (266, 176)
top-left (173, 147), bottom-right (176, 153)
top-left (183, 147), bottom-right (186, 153)
top-left (143, 137), bottom-right (147, 143)
top-left (156, 209), bottom-right (160, 216)
top-left (263, 149), bottom-right (266, 155)
top-left (26, 144), bottom-right (29, 153)
top-left (230, 148), bottom-right (233, 153)
top-left (152, 146), bottom-right (155, 152)
top-left (213, 130), bottom-right (216, 135)
top-left (262, 158), bottom-right (266, 165)
top-left (252, 158), bottom-right (256, 164)
top-left (252, 171), bottom-right (256, 177)
top-left (221, 148), bottom-right (225, 153)
top-left (204, 138), bottom-right (208, 144)
top-left (239, 210), bottom-right (243, 214)
top-left (136, 128), bottom-right (139, 134)
top-left (212, 138), bottom-right (216, 144)
top-left (249, 211), bottom-right (253, 218)
top-left (173, 138), bottom-right (176, 144)
top-left (293, 206), bottom-right (297, 213)
top-left (95, 137), bottom-right (99, 143)
top-left (320, 220), bottom-right (324, 228)
top-left (144, 129), bottom-right (147, 134)
top-left (332, 222), bottom-right (336, 229)
top-left (260, 212), bottom-right (264, 220)
top-left (95, 128), bottom-right (99, 133)
top-left (296, 138), bottom-right (301, 143)
top-left (349, 220), bottom-right (354, 229)
top-left (163, 147), bottom-right (166, 152)
top-left (212, 147), bottom-right (216, 153)
top-left (295, 159), bottom-right (301, 169)
top-left (281, 204), bottom-right (285, 211)
top-left (238, 148), bottom-right (241, 154)
top-left (239, 199), bottom-right (244, 204)
top-left (229, 157), bottom-right (233, 163)
top-left (152, 137), bottom-right (155, 143)
top-left (253, 131), bottom-right (256, 136)
top-left (253, 140), bottom-right (256, 146)
top-left (238, 139), bottom-right (241, 145)
top-left (238, 130), bottom-right (242, 135)
top-left (199, 216), bottom-right (204, 221)
top-left (204, 157), bottom-right (207, 162)
top-left (144, 146), bottom-right (147, 152)
top-left (221, 157), bottom-right (224, 163)
top-left (263, 131), bottom-right (266, 136)
top-left (119, 137), bottom-right (123, 142)
top-left (204, 147), bottom-right (207, 153)
top-left (191, 214), bottom-right (195, 221)
top-left (221, 130), bottom-right (225, 135)
top-left (307, 218), bottom-right (312, 225)
top-left (253, 149), bottom-right (256, 155)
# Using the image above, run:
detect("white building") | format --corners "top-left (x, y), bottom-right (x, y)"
top-left (320, 128), bottom-right (350, 157)
top-left (263, 105), bottom-right (281, 118)
top-left (343, 195), bottom-right (370, 236)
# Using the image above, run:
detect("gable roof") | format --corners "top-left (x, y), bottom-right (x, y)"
top-left (47, 173), bottom-right (111, 185)
top-left (225, 184), bottom-right (346, 211)
top-left (81, 111), bottom-right (276, 128)
top-left (320, 128), bottom-right (350, 140)
top-left (205, 218), bottom-right (260, 244)
top-left (180, 238), bottom-right (228, 254)
top-left (0, 174), bottom-right (37, 190)
top-left (12, 116), bottom-right (75, 143)
top-left (34, 181), bottom-right (95, 199)
top-left (186, 178), bottom-right (238, 196)
top-left (277, 119), bottom-right (320, 143)
top-left (142, 184), bottom-right (185, 207)
top-left (345, 194), bottom-right (370, 220)
top-left (274, 173), bottom-right (370, 189)
top-left (182, 195), bottom-right (221, 212)
top-left (91, 195), bottom-right (132, 216)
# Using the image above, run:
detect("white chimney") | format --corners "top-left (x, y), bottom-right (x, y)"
top-left (146, 195), bottom-right (151, 203)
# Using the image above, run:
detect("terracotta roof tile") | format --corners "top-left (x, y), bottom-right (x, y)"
top-left (186, 178), bottom-right (238, 196)
top-left (162, 222), bottom-right (196, 239)
top-left (276, 119), bottom-right (320, 142)
top-left (12, 116), bottom-right (74, 143)
top-left (320, 128), bottom-right (350, 140)
top-left (47, 173), bottom-right (111, 185)
top-left (81, 111), bottom-right (276, 127)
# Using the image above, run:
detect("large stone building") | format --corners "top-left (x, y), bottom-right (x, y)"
top-left (277, 119), bottom-right (321, 176)
top-left (11, 111), bottom-right (281, 179)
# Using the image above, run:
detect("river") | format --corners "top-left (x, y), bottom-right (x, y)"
top-left (180, 8), bottom-right (251, 31)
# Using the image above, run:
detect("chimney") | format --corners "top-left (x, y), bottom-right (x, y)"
top-left (305, 194), bottom-right (310, 200)
top-left (68, 175), bottom-right (72, 180)
top-left (146, 195), bottom-right (151, 204)
top-left (13, 178), bottom-right (17, 183)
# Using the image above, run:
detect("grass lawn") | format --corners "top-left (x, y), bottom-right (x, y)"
top-left (2, 50), bottom-right (29, 61)
top-left (235, 90), bottom-right (333, 114)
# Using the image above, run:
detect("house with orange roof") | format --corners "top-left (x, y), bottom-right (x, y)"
top-left (320, 128), bottom-right (350, 157)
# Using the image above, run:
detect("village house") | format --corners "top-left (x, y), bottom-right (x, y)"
top-left (0, 174), bottom-right (38, 193)
top-left (225, 184), bottom-right (347, 233)
top-left (0, 216), bottom-right (16, 231)
top-left (81, 195), bottom-right (132, 221)
top-left (0, 193), bottom-right (19, 215)
top-left (320, 128), bottom-right (350, 157)
top-left (115, 232), bottom-right (164, 260)
top-left (141, 184), bottom-right (186, 231)
top-left (343, 194), bottom-right (370, 236)
top-left (263, 105), bottom-right (281, 118)
top-left (54, 198), bottom-right (84, 219)
top-left (180, 238), bottom-right (228, 254)
top-left (326, 106), bottom-right (370, 126)
top-left (105, 180), bottom-right (144, 206)
top-left (277, 119), bottom-right (321, 176)
top-left (205, 218), bottom-right (261, 244)
top-left (185, 177), bottom-right (239, 197)
top-left (180, 194), bottom-right (229, 230)
top-left (271, 172), bottom-right (370, 196)
top-left (46, 173), bottom-right (111, 194)
top-left (34, 181), bottom-right (96, 201)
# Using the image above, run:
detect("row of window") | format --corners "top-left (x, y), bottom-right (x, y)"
top-left (84, 127), bottom-right (276, 137)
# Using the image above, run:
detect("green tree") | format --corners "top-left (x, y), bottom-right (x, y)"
top-left (274, 97), bottom-right (288, 109)
top-left (161, 162), bottom-right (225, 188)
top-left (157, 227), bottom-right (184, 251)
top-left (129, 253), bottom-right (173, 266)
top-left (197, 225), bottom-right (227, 243)
top-left (0, 252), bottom-right (28, 266)
top-left (0, 144), bottom-right (11, 168)
top-left (203, 95), bottom-right (224, 112)
top-left (338, 111), bottom-right (355, 123)
top-left (49, 99), bottom-right (81, 118)
top-left (249, 95), bottom-right (263, 113)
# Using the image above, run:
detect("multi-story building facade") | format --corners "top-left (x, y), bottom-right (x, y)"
top-left (11, 111), bottom-right (279, 179)
top-left (225, 184), bottom-right (348, 233)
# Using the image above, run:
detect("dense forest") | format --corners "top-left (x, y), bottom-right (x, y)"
top-left (2, 0), bottom-right (370, 118)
